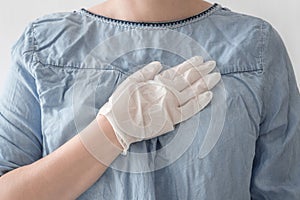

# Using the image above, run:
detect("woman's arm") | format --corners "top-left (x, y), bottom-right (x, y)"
top-left (250, 21), bottom-right (300, 199)
top-left (0, 56), bottom-right (220, 199)
top-left (0, 115), bottom-right (122, 200)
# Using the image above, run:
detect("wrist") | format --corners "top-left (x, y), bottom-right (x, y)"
top-left (96, 115), bottom-right (124, 150)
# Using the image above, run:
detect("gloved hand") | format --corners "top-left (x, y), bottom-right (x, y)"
top-left (97, 56), bottom-right (221, 155)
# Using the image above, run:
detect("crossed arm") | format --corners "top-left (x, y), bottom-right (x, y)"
top-left (0, 57), bottom-right (220, 199)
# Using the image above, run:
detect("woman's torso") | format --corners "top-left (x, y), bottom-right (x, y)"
top-left (29, 3), bottom-right (264, 199)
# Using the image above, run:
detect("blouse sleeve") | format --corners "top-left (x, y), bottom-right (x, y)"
top-left (0, 23), bottom-right (42, 176)
top-left (250, 21), bottom-right (300, 199)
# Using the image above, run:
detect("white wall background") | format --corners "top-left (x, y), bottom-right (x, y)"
top-left (0, 0), bottom-right (299, 92)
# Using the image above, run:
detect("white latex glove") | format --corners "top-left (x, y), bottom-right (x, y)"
top-left (98, 56), bottom-right (221, 155)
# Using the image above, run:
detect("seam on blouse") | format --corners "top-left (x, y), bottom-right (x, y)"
top-left (31, 23), bottom-right (40, 73)
top-left (33, 60), bottom-right (129, 76)
top-left (260, 22), bottom-right (266, 72)
top-left (33, 59), bottom-right (263, 77)
top-left (221, 68), bottom-right (263, 75)
top-left (259, 21), bottom-right (268, 128)
top-left (21, 23), bottom-right (36, 79)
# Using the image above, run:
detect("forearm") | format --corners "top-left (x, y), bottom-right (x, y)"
top-left (0, 116), bottom-right (122, 200)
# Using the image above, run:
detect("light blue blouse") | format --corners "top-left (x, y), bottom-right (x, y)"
top-left (0, 3), bottom-right (299, 199)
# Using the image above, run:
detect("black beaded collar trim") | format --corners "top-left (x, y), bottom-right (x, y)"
top-left (79, 3), bottom-right (220, 28)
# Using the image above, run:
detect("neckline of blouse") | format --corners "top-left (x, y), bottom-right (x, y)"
top-left (78, 3), bottom-right (221, 29)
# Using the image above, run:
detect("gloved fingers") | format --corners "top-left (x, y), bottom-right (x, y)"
top-left (178, 72), bottom-right (221, 105)
top-left (174, 91), bottom-right (213, 124)
top-left (158, 56), bottom-right (204, 80)
top-left (172, 60), bottom-right (217, 91)
top-left (197, 60), bottom-right (216, 75)
top-left (129, 61), bottom-right (163, 82)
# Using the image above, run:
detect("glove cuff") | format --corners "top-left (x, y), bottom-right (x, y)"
top-left (98, 105), bottom-right (134, 155)
top-left (78, 119), bottom-right (123, 165)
